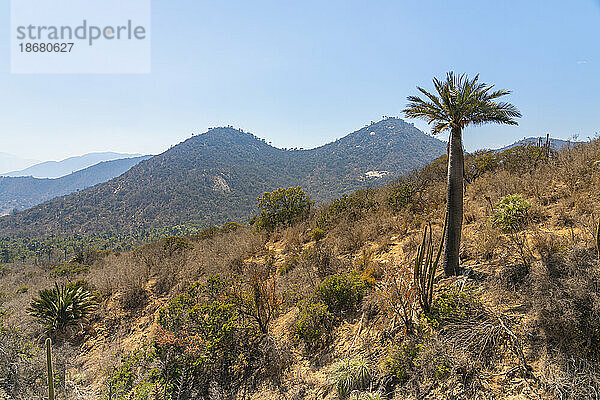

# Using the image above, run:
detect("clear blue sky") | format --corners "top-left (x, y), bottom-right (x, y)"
top-left (1, 0), bottom-right (599, 160)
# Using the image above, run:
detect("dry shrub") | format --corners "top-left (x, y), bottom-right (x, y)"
top-left (88, 253), bottom-right (150, 311)
top-left (279, 220), bottom-right (310, 251)
top-left (471, 222), bottom-right (501, 261)
top-left (538, 351), bottom-right (600, 399)
top-left (304, 244), bottom-right (340, 278)
top-left (378, 267), bottom-right (416, 334)
top-left (495, 262), bottom-right (530, 292)
top-left (184, 226), bottom-right (265, 283)
top-left (527, 244), bottom-right (600, 360)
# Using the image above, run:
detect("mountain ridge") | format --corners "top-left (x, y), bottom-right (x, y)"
top-left (0, 118), bottom-right (445, 237)
top-left (2, 151), bottom-right (144, 179)
top-left (0, 156), bottom-right (152, 216)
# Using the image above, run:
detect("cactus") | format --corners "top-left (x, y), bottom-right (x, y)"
top-left (536, 134), bottom-right (551, 160)
top-left (46, 338), bottom-right (54, 400)
top-left (596, 217), bottom-right (600, 260)
top-left (413, 217), bottom-right (446, 314)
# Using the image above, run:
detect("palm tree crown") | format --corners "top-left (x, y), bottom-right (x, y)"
top-left (404, 72), bottom-right (522, 134)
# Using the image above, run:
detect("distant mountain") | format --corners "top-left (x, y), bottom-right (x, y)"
top-left (0, 153), bottom-right (39, 175)
top-left (2, 152), bottom-right (143, 178)
top-left (497, 136), bottom-right (583, 152)
top-left (0, 118), bottom-right (445, 237)
top-left (0, 156), bottom-right (151, 216)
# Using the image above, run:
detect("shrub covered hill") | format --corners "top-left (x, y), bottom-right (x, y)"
top-left (1, 138), bottom-right (599, 399)
top-left (0, 118), bottom-right (444, 237)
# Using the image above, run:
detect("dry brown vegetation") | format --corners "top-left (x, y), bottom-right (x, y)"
top-left (1, 139), bottom-right (600, 399)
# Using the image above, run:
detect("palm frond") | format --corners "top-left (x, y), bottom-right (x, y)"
top-left (403, 72), bottom-right (521, 133)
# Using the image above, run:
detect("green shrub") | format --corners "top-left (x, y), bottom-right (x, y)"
top-left (294, 301), bottom-right (332, 349)
top-left (105, 346), bottom-right (159, 400)
top-left (27, 281), bottom-right (97, 335)
top-left (499, 145), bottom-right (549, 173)
top-left (427, 285), bottom-right (485, 328)
top-left (162, 236), bottom-right (192, 256)
top-left (492, 194), bottom-right (531, 232)
top-left (278, 256), bottom-right (298, 275)
top-left (154, 278), bottom-right (272, 397)
top-left (0, 312), bottom-right (38, 398)
top-left (465, 150), bottom-right (500, 181)
top-left (387, 181), bottom-right (415, 211)
top-left (71, 247), bottom-right (106, 266)
top-left (317, 273), bottom-right (366, 314)
top-left (50, 263), bottom-right (89, 278)
top-left (317, 189), bottom-right (378, 228)
top-left (311, 227), bottom-right (326, 242)
top-left (383, 342), bottom-right (419, 384)
top-left (255, 186), bottom-right (312, 231)
top-left (329, 356), bottom-right (373, 398)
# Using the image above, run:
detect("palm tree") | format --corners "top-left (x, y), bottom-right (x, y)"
top-left (404, 72), bottom-right (521, 276)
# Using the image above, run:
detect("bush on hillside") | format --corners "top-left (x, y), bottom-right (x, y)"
top-left (500, 145), bottom-right (550, 173)
top-left (386, 181), bottom-right (416, 212)
top-left (317, 273), bottom-right (367, 314)
top-left (465, 150), bottom-right (500, 182)
top-left (317, 189), bottom-right (378, 228)
top-left (294, 301), bottom-right (332, 349)
top-left (492, 194), bottom-right (531, 233)
top-left (427, 285), bottom-right (486, 328)
top-left (255, 187), bottom-right (312, 231)
top-left (329, 356), bottom-right (373, 398)
top-left (151, 276), bottom-right (285, 398)
top-left (0, 312), bottom-right (40, 398)
top-left (162, 236), bottom-right (192, 256)
top-left (383, 342), bottom-right (419, 384)
top-left (531, 245), bottom-right (600, 360)
top-left (311, 227), bottom-right (326, 242)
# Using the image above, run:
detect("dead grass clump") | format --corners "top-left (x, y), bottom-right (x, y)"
top-left (538, 351), bottom-right (600, 399)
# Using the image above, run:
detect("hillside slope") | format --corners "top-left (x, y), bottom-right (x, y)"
top-left (0, 156), bottom-right (151, 216)
top-left (1, 138), bottom-right (599, 399)
top-left (0, 118), bottom-right (444, 236)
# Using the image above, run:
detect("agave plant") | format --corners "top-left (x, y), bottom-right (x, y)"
top-left (329, 357), bottom-right (372, 398)
top-left (27, 282), bottom-right (97, 335)
top-left (349, 393), bottom-right (387, 400)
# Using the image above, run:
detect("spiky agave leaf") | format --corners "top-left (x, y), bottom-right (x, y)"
top-left (329, 357), bottom-right (372, 398)
top-left (27, 282), bottom-right (97, 334)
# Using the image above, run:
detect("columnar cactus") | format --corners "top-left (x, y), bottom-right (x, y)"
top-left (414, 218), bottom-right (446, 313)
top-left (46, 337), bottom-right (54, 400)
top-left (596, 217), bottom-right (600, 259)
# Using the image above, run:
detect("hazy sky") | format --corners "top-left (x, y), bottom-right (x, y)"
top-left (1, 0), bottom-right (599, 161)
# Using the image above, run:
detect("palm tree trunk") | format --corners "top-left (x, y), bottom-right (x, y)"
top-left (443, 126), bottom-right (464, 276)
